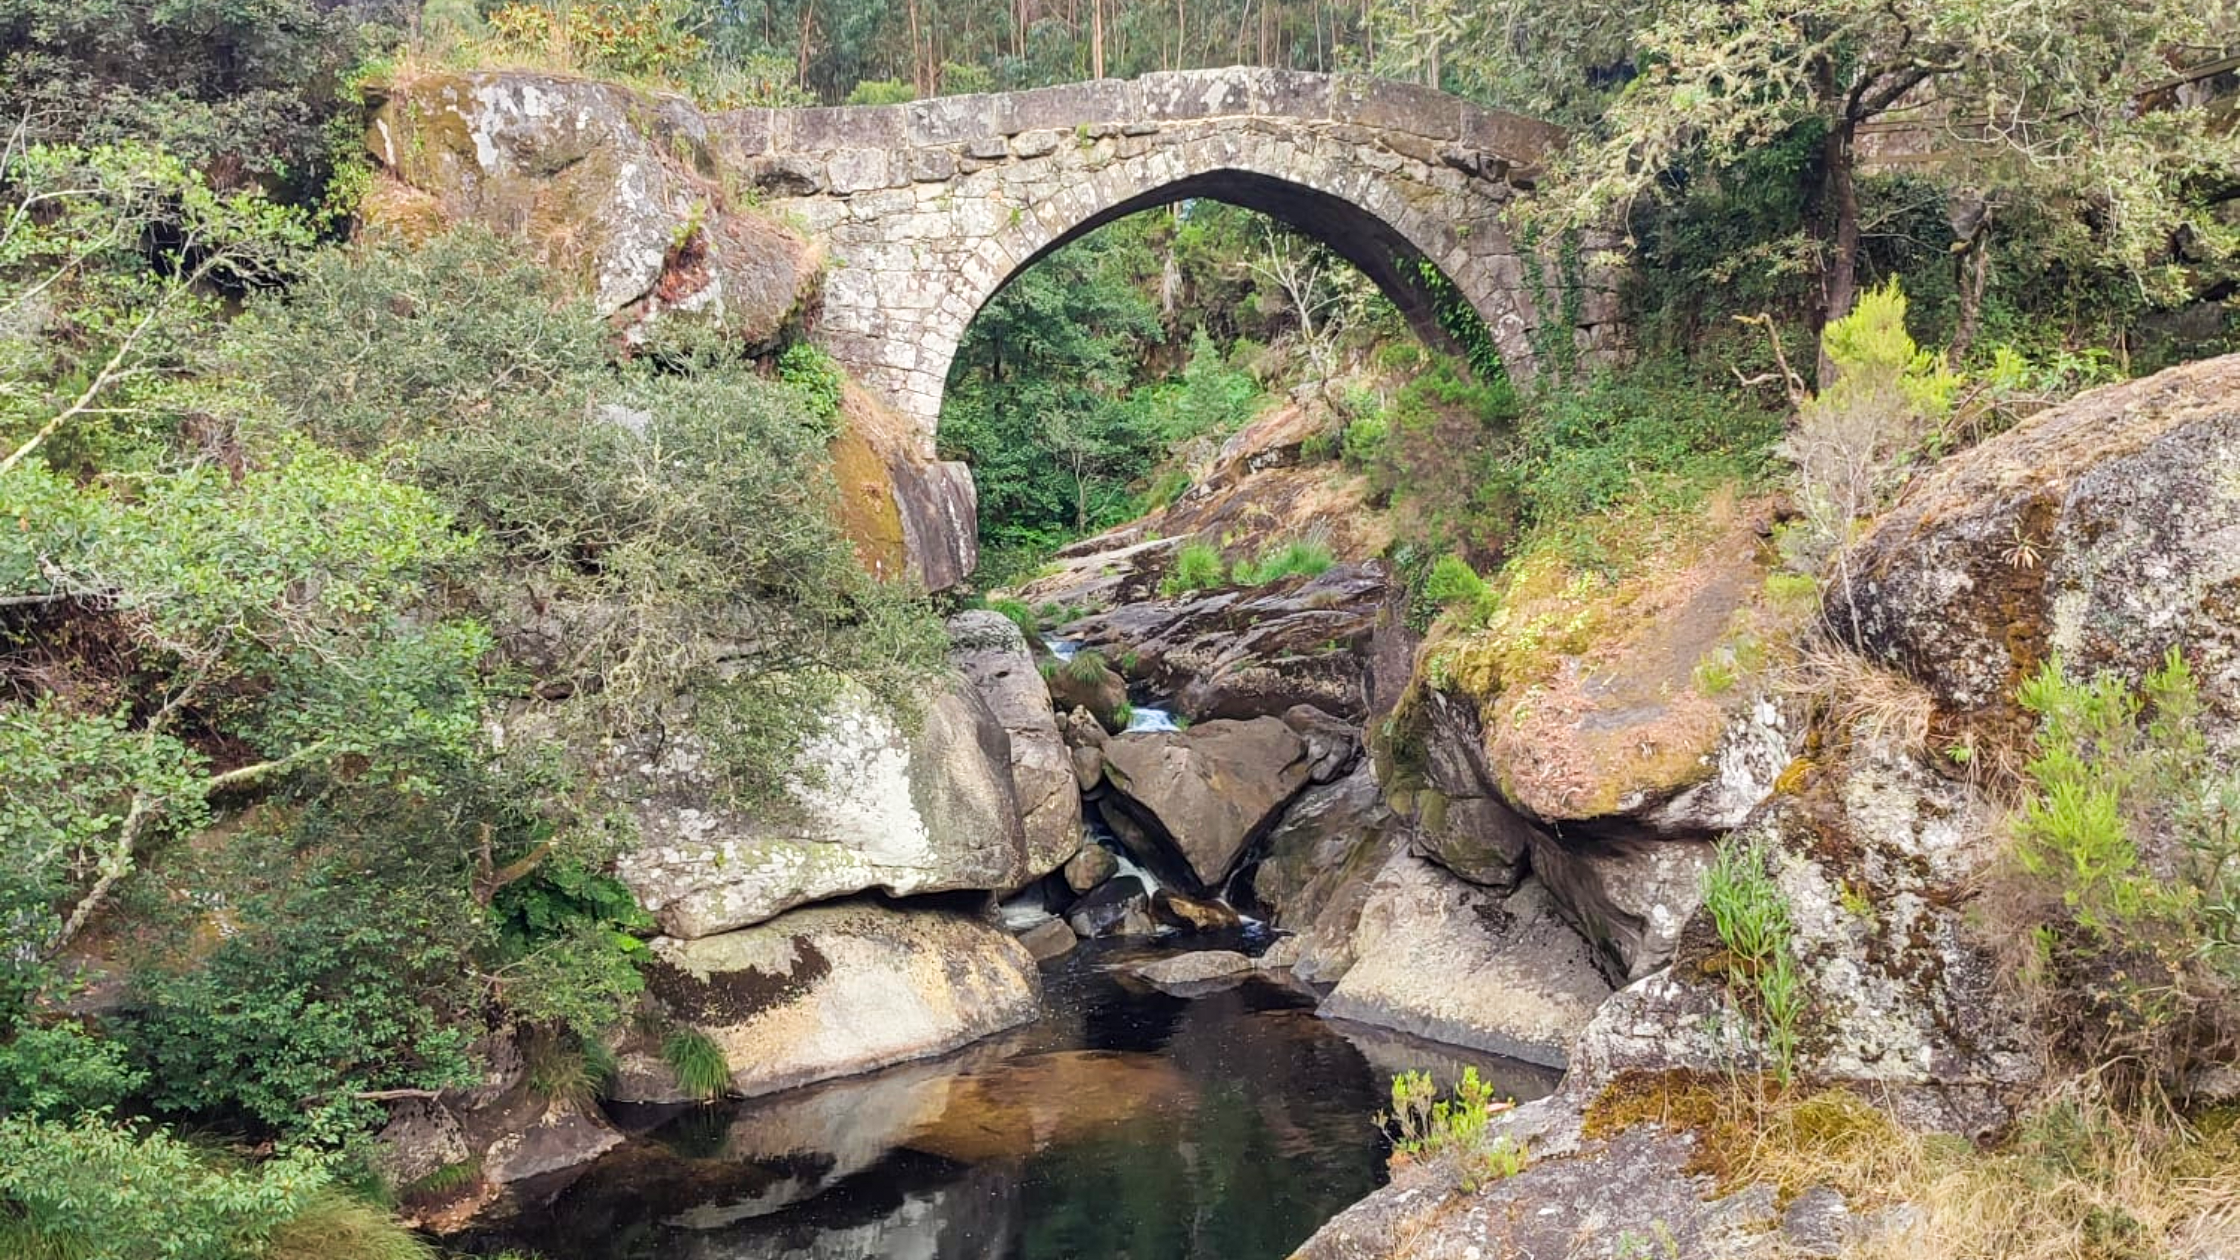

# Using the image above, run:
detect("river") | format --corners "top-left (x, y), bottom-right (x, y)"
top-left (463, 940), bottom-right (1556, 1259)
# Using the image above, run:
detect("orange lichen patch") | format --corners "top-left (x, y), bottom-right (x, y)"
top-left (827, 385), bottom-right (910, 581)
top-left (1425, 491), bottom-right (1810, 822)
top-left (354, 173), bottom-right (450, 244)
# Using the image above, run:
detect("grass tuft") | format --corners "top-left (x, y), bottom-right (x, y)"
top-left (661, 1027), bottom-right (730, 1101)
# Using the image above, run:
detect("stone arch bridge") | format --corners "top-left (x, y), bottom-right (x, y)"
top-left (735, 68), bottom-right (1624, 439)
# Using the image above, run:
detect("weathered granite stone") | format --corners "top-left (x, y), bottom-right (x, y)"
top-left (1830, 353), bottom-right (2240, 763)
top-left (1322, 855), bottom-right (1613, 1068)
top-left (1250, 762), bottom-right (1409, 983)
top-left (948, 611), bottom-right (1082, 881)
top-left (1100, 717), bottom-right (1312, 890)
top-left (615, 676), bottom-right (1026, 938)
top-left (621, 900), bottom-right (1040, 1099)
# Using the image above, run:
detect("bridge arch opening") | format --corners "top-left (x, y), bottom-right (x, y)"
top-left (952, 168), bottom-right (1503, 390)
top-left (933, 183), bottom-right (1507, 581)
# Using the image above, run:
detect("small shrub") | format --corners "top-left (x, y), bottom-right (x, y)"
top-left (523, 1032), bottom-right (607, 1106)
top-left (1160, 541), bottom-right (1226, 597)
top-left (1231, 538), bottom-right (1335, 586)
top-left (1703, 837), bottom-right (1807, 1083)
top-left (0, 1020), bottom-right (145, 1119)
top-left (1695, 658), bottom-right (1738, 696)
top-left (1114, 701), bottom-right (1136, 729)
top-left (1060, 649), bottom-right (1110, 684)
top-left (661, 1027), bottom-right (730, 1100)
top-left (1138, 468), bottom-right (1191, 512)
top-left (775, 342), bottom-right (846, 437)
top-left (1996, 648), bottom-right (2240, 1098)
top-left (1423, 554), bottom-right (1489, 608)
top-left (1378, 1067), bottom-right (1527, 1191)
top-left (842, 78), bottom-right (915, 105)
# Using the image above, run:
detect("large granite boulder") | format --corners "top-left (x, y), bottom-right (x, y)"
top-left (829, 383), bottom-right (977, 590)
top-left (948, 611), bottom-right (1083, 881)
top-left (1398, 499), bottom-right (1804, 838)
top-left (615, 676), bottom-right (1026, 938)
top-left (615, 900), bottom-right (1040, 1100)
top-left (1321, 854), bottom-right (1614, 1068)
top-left (1399, 687), bottom-right (1538, 891)
top-left (1828, 354), bottom-right (2240, 760)
top-left (365, 72), bottom-right (814, 346)
top-left (1526, 830), bottom-right (1716, 982)
top-left (1249, 763), bottom-right (1411, 983)
top-left (1100, 716), bottom-right (1313, 890)
top-left (1568, 731), bottom-right (2038, 1134)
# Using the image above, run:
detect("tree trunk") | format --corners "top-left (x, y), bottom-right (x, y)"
top-left (1816, 116), bottom-right (1862, 387)
top-left (1092, 0), bottom-right (1104, 77)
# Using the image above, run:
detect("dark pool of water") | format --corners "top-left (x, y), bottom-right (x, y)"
top-left (466, 940), bottom-right (1557, 1260)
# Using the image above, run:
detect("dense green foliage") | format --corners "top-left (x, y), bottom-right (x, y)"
top-left (0, 1114), bottom-right (433, 1260)
top-left (3, 94), bottom-right (941, 1237)
top-left (0, 0), bottom-right (398, 208)
top-left (1703, 837), bottom-right (1807, 1084)
top-left (940, 204), bottom-right (1354, 577)
top-left (2001, 650), bottom-right (2240, 1099)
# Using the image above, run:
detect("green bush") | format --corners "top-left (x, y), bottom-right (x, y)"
top-left (0, 1020), bottom-right (146, 1120)
top-left (1060, 649), bottom-right (1111, 684)
top-left (0, 1114), bottom-right (430, 1260)
top-left (1422, 554), bottom-right (1489, 608)
top-left (1231, 538), bottom-right (1334, 586)
top-left (776, 341), bottom-right (847, 437)
top-left (1378, 1067), bottom-right (1528, 1191)
top-left (1160, 541), bottom-right (1227, 597)
top-left (987, 597), bottom-right (1038, 637)
top-left (226, 229), bottom-right (946, 811)
top-left (1703, 836), bottom-right (1807, 1084)
top-left (2000, 649), bottom-right (2240, 1097)
top-left (843, 77), bottom-right (916, 105)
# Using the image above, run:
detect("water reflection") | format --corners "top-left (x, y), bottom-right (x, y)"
top-left (467, 942), bottom-right (1557, 1259)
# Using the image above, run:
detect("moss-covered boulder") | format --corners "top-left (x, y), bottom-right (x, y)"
top-left (1415, 497), bottom-right (1806, 834)
top-left (1828, 354), bottom-right (2240, 759)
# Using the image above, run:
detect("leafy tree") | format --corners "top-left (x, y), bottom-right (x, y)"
top-left (0, 140), bottom-right (312, 476)
top-left (0, 0), bottom-right (397, 205)
top-left (1502, 0), bottom-right (2240, 371)
top-left (940, 227), bottom-right (1163, 549)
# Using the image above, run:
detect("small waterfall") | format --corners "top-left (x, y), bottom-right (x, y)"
top-left (1041, 634), bottom-right (1079, 662)
top-left (1124, 705), bottom-right (1180, 733)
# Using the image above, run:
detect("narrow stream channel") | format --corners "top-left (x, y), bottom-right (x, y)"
top-left (464, 943), bottom-right (1557, 1259)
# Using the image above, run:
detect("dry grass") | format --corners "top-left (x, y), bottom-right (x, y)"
top-left (1781, 639), bottom-right (1937, 757)
top-left (1594, 1071), bottom-right (2240, 1260)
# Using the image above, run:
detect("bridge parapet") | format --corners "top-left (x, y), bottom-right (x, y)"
top-left (734, 68), bottom-right (1620, 444)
